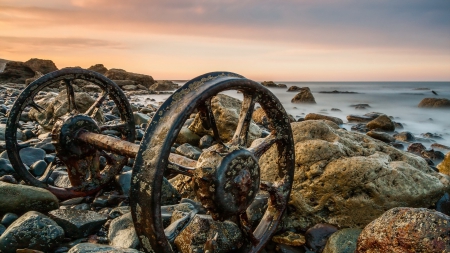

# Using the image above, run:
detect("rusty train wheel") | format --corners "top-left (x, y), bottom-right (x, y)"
top-left (130, 72), bottom-right (295, 252)
top-left (5, 68), bottom-right (135, 200)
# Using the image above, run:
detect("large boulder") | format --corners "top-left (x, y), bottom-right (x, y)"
top-left (0, 61), bottom-right (35, 84)
top-left (24, 58), bottom-right (58, 74)
top-left (0, 182), bottom-right (59, 215)
top-left (28, 91), bottom-right (103, 130)
top-left (87, 64), bottom-right (108, 75)
top-left (291, 87), bottom-right (316, 104)
top-left (418, 98), bottom-right (450, 108)
top-left (48, 209), bottom-right (107, 239)
top-left (108, 212), bottom-right (139, 249)
top-left (356, 207), bottom-right (450, 253)
top-left (104, 68), bottom-right (155, 89)
top-left (259, 120), bottom-right (450, 228)
top-left (0, 211), bottom-right (64, 253)
top-left (438, 152), bottom-right (450, 176)
top-left (188, 94), bottom-right (261, 146)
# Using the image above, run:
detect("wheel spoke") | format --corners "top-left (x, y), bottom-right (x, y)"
top-left (166, 161), bottom-right (195, 177)
top-left (231, 93), bottom-right (256, 146)
top-left (64, 79), bottom-right (78, 113)
top-left (85, 91), bottom-right (108, 117)
top-left (198, 97), bottom-right (222, 144)
top-left (28, 101), bottom-right (45, 113)
top-left (248, 133), bottom-right (277, 159)
top-left (239, 212), bottom-right (260, 245)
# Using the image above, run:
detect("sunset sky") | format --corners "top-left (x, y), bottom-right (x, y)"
top-left (1, 0), bottom-right (449, 81)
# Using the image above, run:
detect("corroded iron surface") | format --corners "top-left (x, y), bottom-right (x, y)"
top-left (130, 72), bottom-right (295, 253)
top-left (5, 68), bottom-right (135, 200)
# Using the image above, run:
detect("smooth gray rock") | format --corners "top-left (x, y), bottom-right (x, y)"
top-left (1, 213), bottom-right (18, 227)
top-left (133, 112), bottom-right (150, 126)
top-left (0, 181), bottom-right (59, 215)
top-left (0, 211), bottom-right (64, 253)
top-left (19, 147), bottom-right (46, 167)
top-left (48, 209), bottom-right (107, 239)
top-left (0, 124), bottom-right (23, 141)
top-left (0, 158), bottom-right (14, 176)
top-left (175, 143), bottom-right (202, 160)
top-left (68, 243), bottom-right (141, 253)
top-left (108, 212), bottom-right (139, 249)
top-left (323, 228), bottom-right (362, 253)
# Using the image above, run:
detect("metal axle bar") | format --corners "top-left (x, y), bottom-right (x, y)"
top-left (77, 130), bottom-right (197, 168)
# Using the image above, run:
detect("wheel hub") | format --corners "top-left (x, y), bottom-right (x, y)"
top-left (194, 145), bottom-right (260, 221)
top-left (52, 114), bottom-right (100, 158)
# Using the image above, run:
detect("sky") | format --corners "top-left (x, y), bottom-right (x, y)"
top-left (0, 0), bottom-right (449, 81)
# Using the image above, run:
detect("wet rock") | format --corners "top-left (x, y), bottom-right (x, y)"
top-left (304, 113), bottom-right (343, 125)
top-left (108, 212), bottom-right (139, 249)
top-left (346, 114), bottom-right (375, 123)
top-left (1, 213), bottom-right (18, 227)
top-left (29, 91), bottom-right (103, 130)
top-left (189, 94), bottom-right (261, 146)
top-left (48, 209), bottom-right (107, 239)
top-left (104, 68), bottom-right (155, 89)
top-left (0, 123), bottom-right (24, 141)
top-left (67, 243), bottom-right (140, 253)
top-left (323, 228), bottom-right (361, 253)
top-left (115, 170), bottom-right (132, 195)
top-left (287, 86), bottom-right (302, 92)
top-left (366, 114), bottom-right (395, 131)
top-left (418, 98), bottom-right (450, 108)
top-left (261, 81), bottom-right (285, 88)
top-left (0, 61), bottom-right (35, 84)
top-left (291, 87), bottom-right (316, 104)
top-left (435, 192), bottom-right (450, 216)
top-left (0, 175), bottom-right (17, 184)
top-left (161, 177), bottom-right (181, 205)
top-left (393, 131), bottom-right (415, 142)
top-left (176, 127), bottom-right (201, 146)
top-left (407, 142), bottom-right (426, 155)
top-left (0, 211), bottom-right (64, 253)
top-left (438, 152), bottom-right (450, 176)
top-left (0, 158), bottom-right (15, 177)
top-left (356, 207), bottom-right (450, 253)
top-left (305, 223), bottom-right (338, 253)
top-left (133, 112), bottom-right (150, 126)
top-left (431, 143), bottom-right (450, 151)
top-left (29, 160), bottom-right (47, 177)
top-left (0, 224), bottom-right (5, 236)
top-left (175, 143), bottom-right (202, 160)
top-left (366, 130), bottom-right (395, 143)
top-left (272, 231), bottom-right (306, 247)
top-left (24, 58), bottom-right (58, 74)
top-left (259, 120), bottom-right (450, 228)
top-left (87, 64), bottom-right (108, 75)
top-left (17, 147), bottom-right (46, 167)
top-left (109, 206), bottom-right (131, 219)
top-left (350, 123), bottom-right (369, 133)
top-left (150, 80), bottom-right (179, 91)
top-left (199, 134), bottom-right (214, 149)
top-left (174, 214), bottom-right (243, 253)
top-left (421, 149), bottom-right (444, 161)
top-left (0, 181), bottom-right (59, 214)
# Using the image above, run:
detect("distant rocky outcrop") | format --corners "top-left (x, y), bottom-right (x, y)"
top-left (0, 58), bottom-right (58, 84)
top-left (151, 80), bottom-right (179, 91)
top-left (287, 86), bottom-right (301, 92)
top-left (291, 87), bottom-right (316, 103)
top-left (418, 98), bottom-right (450, 108)
top-left (104, 68), bottom-right (155, 89)
top-left (24, 58), bottom-right (58, 74)
top-left (87, 64), bottom-right (108, 75)
top-left (304, 113), bottom-right (343, 125)
top-left (319, 90), bottom-right (359, 94)
top-left (261, 81), bottom-right (287, 88)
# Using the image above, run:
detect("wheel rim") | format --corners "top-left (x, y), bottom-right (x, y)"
top-left (131, 72), bottom-right (295, 253)
top-left (5, 68), bottom-right (135, 200)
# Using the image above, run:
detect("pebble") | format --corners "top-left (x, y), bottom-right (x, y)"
top-left (305, 223), bottom-right (338, 253)
top-left (1, 213), bottom-right (19, 227)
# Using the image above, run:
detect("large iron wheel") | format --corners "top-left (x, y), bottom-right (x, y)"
top-left (130, 72), bottom-right (295, 252)
top-left (6, 68), bottom-right (135, 200)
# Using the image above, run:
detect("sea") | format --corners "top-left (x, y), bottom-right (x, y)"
top-left (132, 81), bottom-right (450, 150)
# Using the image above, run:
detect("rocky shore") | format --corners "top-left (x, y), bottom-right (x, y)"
top-left (0, 58), bottom-right (450, 253)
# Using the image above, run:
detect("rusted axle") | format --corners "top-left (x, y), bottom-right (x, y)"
top-left (77, 130), bottom-right (197, 168)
